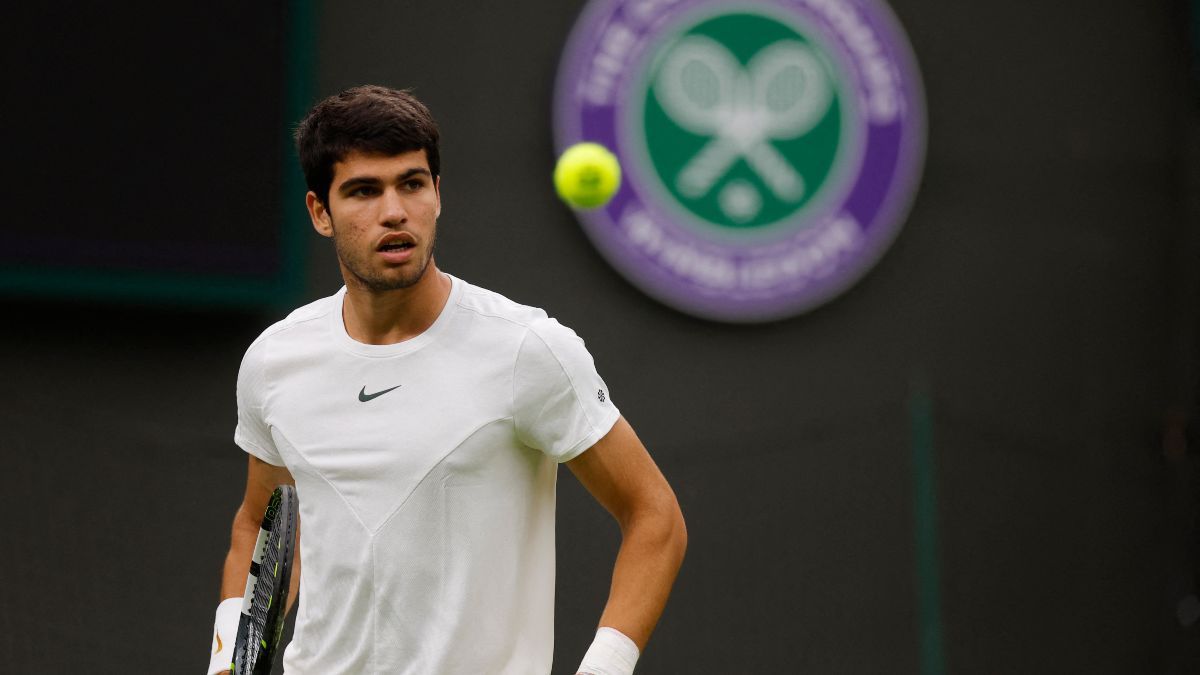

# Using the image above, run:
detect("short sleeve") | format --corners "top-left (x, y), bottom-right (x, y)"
top-left (513, 318), bottom-right (620, 462)
top-left (234, 341), bottom-right (285, 467)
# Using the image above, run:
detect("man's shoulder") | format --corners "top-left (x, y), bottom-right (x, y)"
top-left (452, 278), bottom-right (593, 352)
top-left (453, 278), bottom-right (550, 330)
top-left (245, 291), bottom-right (339, 354)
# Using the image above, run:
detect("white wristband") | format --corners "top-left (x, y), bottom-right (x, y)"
top-left (577, 626), bottom-right (640, 675)
top-left (207, 597), bottom-right (243, 675)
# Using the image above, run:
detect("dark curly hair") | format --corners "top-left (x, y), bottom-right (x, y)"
top-left (295, 85), bottom-right (441, 206)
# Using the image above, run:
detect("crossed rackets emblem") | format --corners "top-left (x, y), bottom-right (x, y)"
top-left (654, 36), bottom-right (833, 220)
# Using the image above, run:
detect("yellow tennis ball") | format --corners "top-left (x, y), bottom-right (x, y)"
top-left (553, 142), bottom-right (621, 209)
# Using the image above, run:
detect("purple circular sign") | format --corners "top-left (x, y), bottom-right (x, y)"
top-left (554, 0), bottom-right (926, 322)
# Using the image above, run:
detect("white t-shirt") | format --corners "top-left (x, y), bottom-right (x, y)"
top-left (234, 275), bottom-right (619, 674)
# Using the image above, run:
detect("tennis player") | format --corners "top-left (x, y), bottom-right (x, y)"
top-left (206, 85), bottom-right (687, 674)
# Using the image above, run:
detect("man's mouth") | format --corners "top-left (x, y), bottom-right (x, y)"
top-left (378, 241), bottom-right (415, 252)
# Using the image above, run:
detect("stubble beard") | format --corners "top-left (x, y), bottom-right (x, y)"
top-left (330, 218), bottom-right (437, 293)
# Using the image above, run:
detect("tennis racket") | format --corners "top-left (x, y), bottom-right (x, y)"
top-left (232, 484), bottom-right (298, 675)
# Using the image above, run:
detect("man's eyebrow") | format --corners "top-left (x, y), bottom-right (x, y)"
top-left (338, 168), bottom-right (431, 193)
top-left (396, 168), bottom-right (432, 180)
top-left (337, 176), bottom-right (382, 193)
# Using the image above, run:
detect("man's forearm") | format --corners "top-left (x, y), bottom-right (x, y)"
top-left (220, 504), bottom-right (302, 614)
top-left (597, 504), bottom-right (687, 650)
top-left (220, 504), bottom-right (262, 599)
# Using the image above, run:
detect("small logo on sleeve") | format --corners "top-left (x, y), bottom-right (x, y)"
top-left (597, 389), bottom-right (607, 403)
top-left (359, 385), bottom-right (401, 402)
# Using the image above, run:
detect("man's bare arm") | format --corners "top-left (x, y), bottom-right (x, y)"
top-left (220, 455), bottom-right (298, 605)
top-left (209, 456), bottom-right (296, 674)
top-left (566, 415), bottom-right (687, 651)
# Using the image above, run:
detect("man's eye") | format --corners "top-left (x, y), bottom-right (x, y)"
top-left (404, 180), bottom-right (425, 191)
top-left (350, 186), bottom-right (378, 197)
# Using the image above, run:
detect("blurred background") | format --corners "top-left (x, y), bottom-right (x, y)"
top-left (1, 0), bottom-right (1198, 672)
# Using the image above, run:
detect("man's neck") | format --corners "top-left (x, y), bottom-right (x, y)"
top-left (340, 264), bottom-right (452, 345)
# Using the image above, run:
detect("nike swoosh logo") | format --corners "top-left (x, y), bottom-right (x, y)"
top-left (359, 385), bottom-right (401, 402)
top-left (215, 631), bottom-right (222, 653)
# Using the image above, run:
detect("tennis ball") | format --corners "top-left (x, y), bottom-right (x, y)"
top-left (553, 142), bottom-right (621, 209)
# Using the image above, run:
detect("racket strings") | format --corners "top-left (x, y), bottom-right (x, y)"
top-left (235, 486), bottom-right (297, 675)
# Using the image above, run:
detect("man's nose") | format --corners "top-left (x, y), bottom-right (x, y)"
top-left (380, 188), bottom-right (408, 226)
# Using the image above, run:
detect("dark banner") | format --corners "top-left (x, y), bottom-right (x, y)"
top-left (0, 1), bottom-right (311, 306)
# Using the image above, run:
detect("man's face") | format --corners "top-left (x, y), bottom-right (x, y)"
top-left (307, 149), bottom-right (442, 292)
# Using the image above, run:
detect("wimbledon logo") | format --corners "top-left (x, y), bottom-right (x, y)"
top-left (554, 0), bottom-right (926, 322)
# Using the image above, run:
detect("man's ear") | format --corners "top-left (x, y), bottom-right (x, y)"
top-left (306, 192), bottom-right (334, 238)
